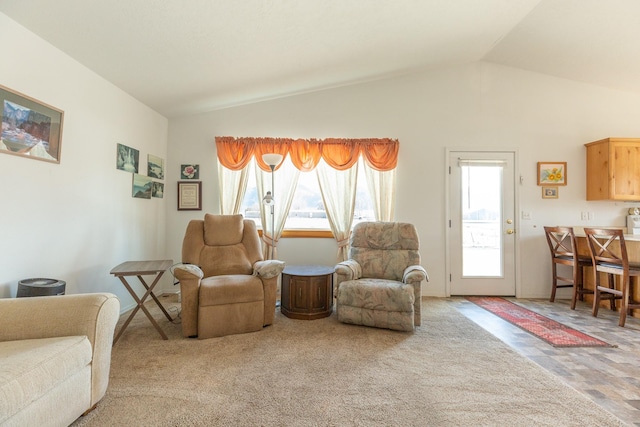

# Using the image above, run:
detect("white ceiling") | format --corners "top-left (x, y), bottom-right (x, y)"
top-left (1, 0), bottom-right (639, 118)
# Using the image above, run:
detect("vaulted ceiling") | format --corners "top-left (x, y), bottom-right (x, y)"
top-left (1, 0), bottom-right (639, 118)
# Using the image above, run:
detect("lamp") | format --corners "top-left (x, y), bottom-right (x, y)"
top-left (263, 191), bottom-right (274, 206)
top-left (262, 153), bottom-right (283, 261)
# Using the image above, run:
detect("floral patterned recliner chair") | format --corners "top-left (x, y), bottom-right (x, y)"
top-left (335, 221), bottom-right (428, 332)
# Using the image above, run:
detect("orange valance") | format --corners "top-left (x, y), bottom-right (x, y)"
top-left (215, 137), bottom-right (398, 172)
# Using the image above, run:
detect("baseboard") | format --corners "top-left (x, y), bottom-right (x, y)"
top-left (161, 290), bottom-right (181, 302)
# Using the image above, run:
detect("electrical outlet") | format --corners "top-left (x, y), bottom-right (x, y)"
top-left (581, 211), bottom-right (589, 221)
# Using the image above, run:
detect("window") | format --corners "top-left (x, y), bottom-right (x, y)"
top-left (217, 137), bottom-right (396, 252)
top-left (240, 159), bottom-right (375, 233)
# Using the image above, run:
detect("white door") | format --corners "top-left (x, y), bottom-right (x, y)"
top-left (448, 151), bottom-right (516, 295)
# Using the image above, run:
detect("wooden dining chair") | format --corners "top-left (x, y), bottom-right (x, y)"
top-left (543, 226), bottom-right (593, 309)
top-left (583, 227), bottom-right (640, 327)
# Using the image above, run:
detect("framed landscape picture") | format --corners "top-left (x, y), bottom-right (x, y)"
top-left (132, 173), bottom-right (152, 199)
top-left (0, 85), bottom-right (64, 163)
top-left (148, 154), bottom-right (165, 179)
top-left (117, 143), bottom-right (139, 173)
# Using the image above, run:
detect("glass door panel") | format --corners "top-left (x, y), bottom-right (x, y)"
top-left (462, 165), bottom-right (502, 277)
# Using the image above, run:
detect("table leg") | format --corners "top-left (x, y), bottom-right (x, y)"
top-left (113, 277), bottom-right (145, 344)
top-left (137, 272), bottom-right (173, 321)
top-left (113, 273), bottom-right (170, 344)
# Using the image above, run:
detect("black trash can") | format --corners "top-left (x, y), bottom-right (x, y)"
top-left (17, 278), bottom-right (66, 298)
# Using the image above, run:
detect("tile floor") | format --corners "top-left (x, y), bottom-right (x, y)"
top-left (454, 297), bottom-right (640, 426)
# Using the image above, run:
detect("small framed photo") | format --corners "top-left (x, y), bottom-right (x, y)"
top-left (537, 162), bottom-right (567, 186)
top-left (178, 181), bottom-right (202, 210)
top-left (117, 143), bottom-right (139, 173)
top-left (542, 186), bottom-right (558, 199)
top-left (152, 182), bottom-right (164, 198)
top-left (132, 173), bottom-right (152, 199)
top-left (180, 164), bottom-right (199, 179)
top-left (148, 154), bottom-right (164, 179)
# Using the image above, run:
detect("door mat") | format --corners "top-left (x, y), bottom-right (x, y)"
top-left (466, 297), bottom-right (612, 348)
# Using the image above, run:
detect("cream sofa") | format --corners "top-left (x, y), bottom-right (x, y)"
top-left (0, 293), bottom-right (120, 427)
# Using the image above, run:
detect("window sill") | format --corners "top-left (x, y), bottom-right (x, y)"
top-left (258, 229), bottom-right (334, 238)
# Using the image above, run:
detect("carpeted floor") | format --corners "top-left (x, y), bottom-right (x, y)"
top-left (72, 297), bottom-right (627, 426)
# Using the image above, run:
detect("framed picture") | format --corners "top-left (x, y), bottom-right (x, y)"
top-left (152, 182), bottom-right (164, 198)
top-left (0, 84), bottom-right (64, 163)
top-left (178, 181), bottom-right (202, 210)
top-left (132, 173), bottom-right (152, 199)
top-left (117, 143), bottom-right (139, 173)
top-left (148, 154), bottom-right (164, 179)
top-left (542, 186), bottom-right (558, 199)
top-left (537, 162), bottom-right (567, 186)
top-left (181, 164), bottom-right (199, 179)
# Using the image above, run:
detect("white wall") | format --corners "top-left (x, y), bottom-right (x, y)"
top-left (166, 61), bottom-right (640, 299)
top-left (8, 11), bottom-right (640, 306)
top-left (0, 13), bottom-right (170, 309)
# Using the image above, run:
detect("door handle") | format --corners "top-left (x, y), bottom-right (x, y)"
top-left (506, 229), bottom-right (515, 235)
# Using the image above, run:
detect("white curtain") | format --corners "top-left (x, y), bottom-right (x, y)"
top-left (316, 160), bottom-right (358, 262)
top-left (256, 157), bottom-right (299, 259)
top-left (217, 152), bottom-right (397, 260)
top-left (217, 159), bottom-right (249, 215)
top-left (364, 160), bottom-right (396, 221)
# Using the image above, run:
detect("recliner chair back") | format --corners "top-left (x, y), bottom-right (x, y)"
top-left (182, 214), bottom-right (263, 277)
top-left (349, 222), bottom-right (421, 281)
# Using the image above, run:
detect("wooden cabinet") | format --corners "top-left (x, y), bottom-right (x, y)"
top-left (281, 265), bottom-right (334, 320)
top-left (585, 137), bottom-right (640, 201)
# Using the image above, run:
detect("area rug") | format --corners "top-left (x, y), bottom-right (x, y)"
top-left (466, 296), bottom-right (612, 348)
top-left (70, 296), bottom-right (626, 426)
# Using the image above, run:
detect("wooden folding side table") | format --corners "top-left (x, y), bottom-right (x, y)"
top-left (110, 259), bottom-right (174, 344)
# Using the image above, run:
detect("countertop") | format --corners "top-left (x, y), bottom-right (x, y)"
top-left (572, 226), bottom-right (640, 241)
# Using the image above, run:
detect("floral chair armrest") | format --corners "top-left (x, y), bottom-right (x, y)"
top-left (335, 259), bottom-right (362, 286)
top-left (253, 260), bottom-right (286, 279)
top-left (403, 265), bottom-right (428, 283)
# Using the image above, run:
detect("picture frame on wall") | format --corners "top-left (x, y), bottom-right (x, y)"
top-left (148, 154), bottom-right (165, 179)
top-left (117, 143), bottom-right (139, 173)
top-left (180, 164), bottom-right (199, 179)
top-left (152, 182), bottom-right (164, 198)
top-left (0, 84), bottom-right (64, 164)
top-left (537, 162), bottom-right (567, 186)
top-left (132, 173), bottom-right (152, 199)
top-left (178, 181), bottom-right (202, 210)
top-left (542, 186), bottom-right (558, 199)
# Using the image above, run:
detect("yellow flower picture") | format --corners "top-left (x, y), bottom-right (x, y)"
top-left (537, 162), bottom-right (567, 186)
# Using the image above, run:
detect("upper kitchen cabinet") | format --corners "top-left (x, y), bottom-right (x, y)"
top-left (585, 138), bottom-right (640, 201)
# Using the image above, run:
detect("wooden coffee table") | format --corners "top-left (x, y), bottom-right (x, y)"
top-left (281, 265), bottom-right (334, 320)
top-left (110, 259), bottom-right (173, 344)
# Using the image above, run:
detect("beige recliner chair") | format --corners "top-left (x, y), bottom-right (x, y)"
top-left (335, 221), bottom-right (428, 332)
top-left (174, 214), bottom-right (285, 339)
